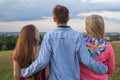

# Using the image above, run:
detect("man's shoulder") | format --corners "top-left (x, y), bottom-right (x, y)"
top-left (71, 30), bottom-right (83, 37)
top-left (44, 29), bottom-right (83, 38)
top-left (43, 30), bottom-right (56, 39)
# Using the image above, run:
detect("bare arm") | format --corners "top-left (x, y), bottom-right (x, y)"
top-left (45, 64), bottom-right (50, 80)
top-left (13, 61), bottom-right (21, 80)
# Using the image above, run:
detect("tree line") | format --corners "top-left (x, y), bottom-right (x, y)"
top-left (0, 34), bottom-right (120, 51)
top-left (0, 35), bottom-right (43, 51)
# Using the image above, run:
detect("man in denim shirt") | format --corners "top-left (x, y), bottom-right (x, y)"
top-left (21, 5), bottom-right (108, 80)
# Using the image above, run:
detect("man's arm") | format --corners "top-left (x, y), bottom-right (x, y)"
top-left (77, 35), bottom-right (108, 73)
top-left (21, 33), bottom-right (52, 77)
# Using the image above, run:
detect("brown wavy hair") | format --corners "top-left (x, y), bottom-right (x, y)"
top-left (15, 24), bottom-right (40, 80)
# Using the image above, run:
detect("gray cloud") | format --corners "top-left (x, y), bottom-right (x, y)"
top-left (0, 0), bottom-right (120, 21)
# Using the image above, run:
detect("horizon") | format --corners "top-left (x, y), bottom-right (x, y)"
top-left (0, 31), bottom-right (120, 33)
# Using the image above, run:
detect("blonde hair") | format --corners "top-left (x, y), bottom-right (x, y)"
top-left (85, 14), bottom-right (105, 39)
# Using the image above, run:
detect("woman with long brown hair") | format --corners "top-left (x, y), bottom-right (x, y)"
top-left (13, 24), bottom-right (46, 80)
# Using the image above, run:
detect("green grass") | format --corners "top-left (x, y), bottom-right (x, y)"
top-left (0, 42), bottom-right (120, 80)
top-left (0, 50), bottom-right (13, 80)
top-left (109, 41), bottom-right (120, 80)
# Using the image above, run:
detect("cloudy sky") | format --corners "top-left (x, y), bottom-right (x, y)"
top-left (0, 0), bottom-right (120, 32)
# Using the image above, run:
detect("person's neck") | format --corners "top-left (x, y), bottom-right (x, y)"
top-left (89, 35), bottom-right (103, 39)
top-left (57, 23), bottom-right (67, 27)
top-left (90, 35), bottom-right (95, 38)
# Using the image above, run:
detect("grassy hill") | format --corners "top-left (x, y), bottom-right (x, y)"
top-left (0, 41), bottom-right (120, 80)
top-left (109, 41), bottom-right (120, 80)
top-left (0, 50), bottom-right (13, 80)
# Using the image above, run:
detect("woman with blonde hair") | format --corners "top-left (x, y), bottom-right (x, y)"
top-left (80, 14), bottom-right (115, 80)
top-left (13, 24), bottom-right (47, 80)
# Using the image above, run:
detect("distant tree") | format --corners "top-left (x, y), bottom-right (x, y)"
top-left (0, 39), bottom-right (2, 50)
top-left (40, 35), bottom-right (43, 44)
top-left (0, 36), bottom-right (17, 51)
top-left (5, 36), bottom-right (17, 50)
top-left (0, 35), bottom-right (45, 51)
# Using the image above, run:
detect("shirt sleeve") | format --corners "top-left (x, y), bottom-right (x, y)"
top-left (77, 35), bottom-right (108, 74)
top-left (21, 33), bottom-right (52, 77)
top-left (107, 43), bottom-right (115, 74)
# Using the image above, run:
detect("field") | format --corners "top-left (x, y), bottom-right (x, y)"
top-left (0, 42), bottom-right (120, 80)
top-left (0, 50), bottom-right (13, 80)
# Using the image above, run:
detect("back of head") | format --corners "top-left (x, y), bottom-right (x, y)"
top-left (86, 14), bottom-right (105, 39)
top-left (53, 5), bottom-right (69, 24)
top-left (15, 24), bottom-right (38, 68)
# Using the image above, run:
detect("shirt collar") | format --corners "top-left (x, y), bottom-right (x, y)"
top-left (57, 26), bottom-right (71, 28)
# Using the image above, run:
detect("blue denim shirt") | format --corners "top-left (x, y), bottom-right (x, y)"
top-left (21, 27), bottom-right (108, 80)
